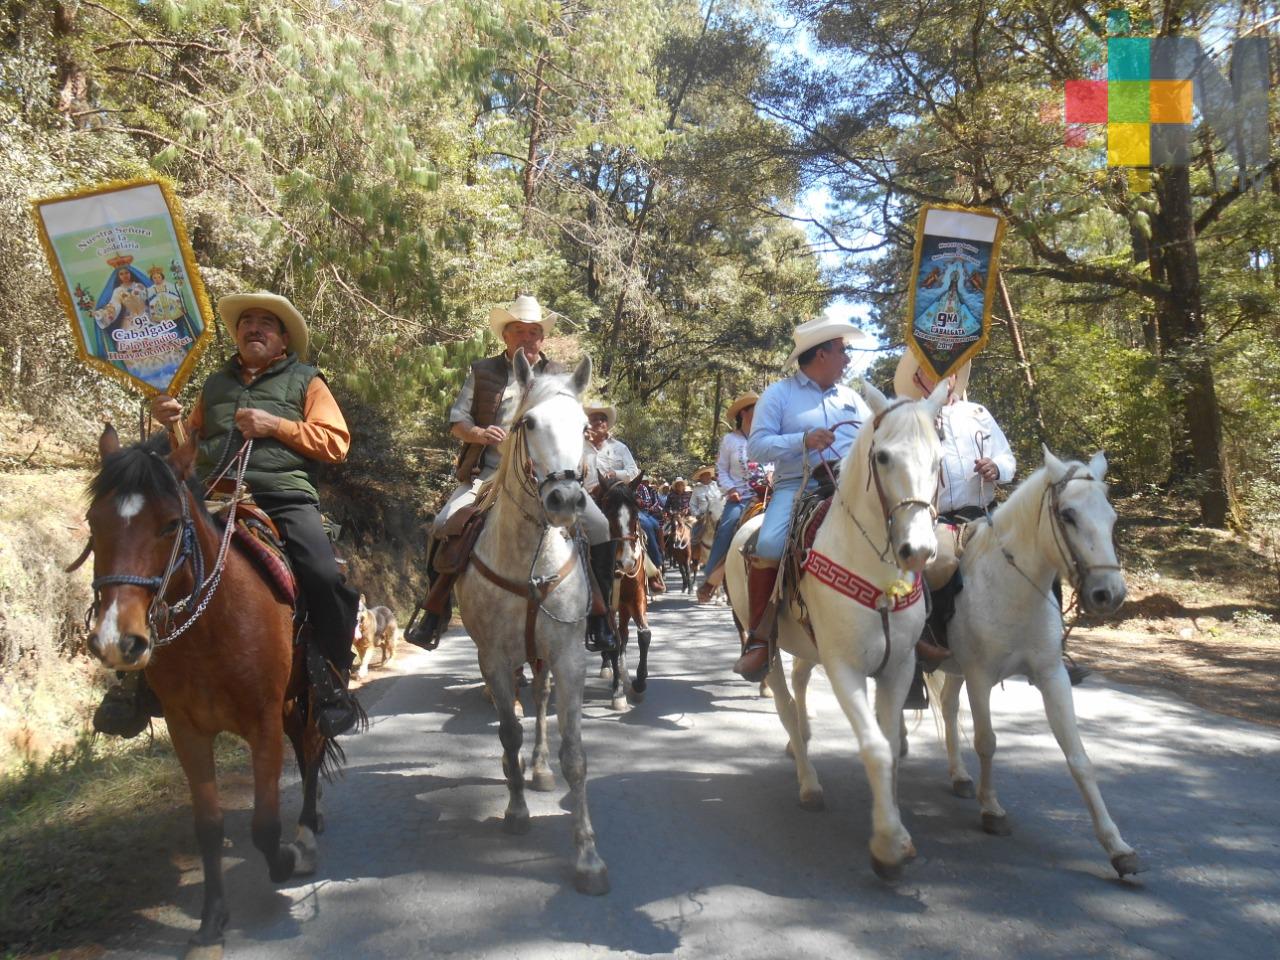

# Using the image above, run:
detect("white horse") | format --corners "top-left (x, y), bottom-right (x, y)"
top-left (932, 447), bottom-right (1141, 877)
top-left (725, 381), bottom-right (948, 879)
top-left (453, 351), bottom-right (609, 895)
top-left (692, 486), bottom-right (725, 574)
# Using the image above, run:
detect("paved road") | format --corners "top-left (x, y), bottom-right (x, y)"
top-left (111, 575), bottom-right (1280, 959)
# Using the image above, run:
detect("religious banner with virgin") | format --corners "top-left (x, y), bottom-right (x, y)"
top-left (32, 178), bottom-right (214, 397)
top-left (903, 204), bottom-right (1006, 383)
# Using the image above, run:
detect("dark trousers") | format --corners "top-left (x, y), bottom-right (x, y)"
top-left (264, 500), bottom-right (357, 673)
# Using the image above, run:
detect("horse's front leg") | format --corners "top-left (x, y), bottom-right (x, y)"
top-left (528, 661), bottom-right (556, 793)
top-left (768, 656), bottom-right (824, 810)
top-left (1035, 666), bottom-right (1143, 877)
top-left (283, 703), bottom-right (322, 876)
top-left (484, 663), bottom-right (529, 834)
top-left (823, 657), bottom-right (915, 880)
top-left (632, 616), bottom-right (651, 697)
top-left (941, 672), bottom-right (975, 798)
top-left (967, 677), bottom-right (1011, 836)
top-left (167, 721), bottom-right (230, 954)
top-left (550, 647), bottom-right (609, 895)
top-left (872, 655), bottom-right (914, 802)
top-left (246, 710), bottom-right (297, 884)
top-left (611, 610), bottom-right (631, 711)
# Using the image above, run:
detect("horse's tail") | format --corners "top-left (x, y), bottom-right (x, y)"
top-left (317, 697), bottom-right (368, 782)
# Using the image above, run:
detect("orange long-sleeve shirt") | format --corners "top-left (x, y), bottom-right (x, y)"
top-left (182, 363), bottom-right (350, 464)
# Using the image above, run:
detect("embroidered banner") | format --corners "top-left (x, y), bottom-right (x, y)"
top-left (802, 549), bottom-right (922, 611)
top-left (32, 178), bottom-right (214, 398)
top-left (904, 205), bottom-right (1006, 384)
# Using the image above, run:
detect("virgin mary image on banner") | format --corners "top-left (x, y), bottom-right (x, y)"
top-left (33, 179), bottom-right (213, 397)
top-left (904, 205), bottom-right (1006, 383)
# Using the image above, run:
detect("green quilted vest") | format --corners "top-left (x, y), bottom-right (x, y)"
top-left (196, 353), bottom-right (321, 500)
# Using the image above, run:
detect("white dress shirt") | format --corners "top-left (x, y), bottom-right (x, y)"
top-left (583, 436), bottom-right (639, 489)
top-left (690, 481), bottom-right (721, 516)
top-left (937, 400), bottom-right (1016, 514)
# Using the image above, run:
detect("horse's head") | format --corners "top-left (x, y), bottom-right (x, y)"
top-left (82, 424), bottom-right (197, 671)
top-left (603, 481), bottom-right (642, 575)
top-left (1043, 447), bottom-right (1126, 616)
top-left (855, 379), bottom-right (949, 574)
top-left (510, 351), bottom-right (592, 527)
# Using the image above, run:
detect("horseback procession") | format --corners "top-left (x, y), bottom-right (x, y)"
top-left (37, 184), bottom-right (1143, 957)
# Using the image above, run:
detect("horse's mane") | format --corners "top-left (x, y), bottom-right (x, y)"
top-left (964, 463), bottom-right (1074, 561)
top-left (89, 433), bottom-right (207, 518)
top-left (601, 479), bottom-right (637, 518)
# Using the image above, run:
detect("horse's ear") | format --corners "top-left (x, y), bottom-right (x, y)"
top-left (630, 471), bottom-right (643, 490)
top-left (1088, 450), bottom-right (1108, 481)
top-left (924, 379), bottom-right (950, 417)
top-left (99, 423), bottom-right (120, 461)
top-left (1042, 444), bottom-right (1067, 482)
top-left (514, 349), bottom-right (535, 391)
top-left (168, 433), bottom-right (197, 481)
top-left (859, 379), bottom-right (888, 416)
top-left (570, 355), bottom-right (592, 397)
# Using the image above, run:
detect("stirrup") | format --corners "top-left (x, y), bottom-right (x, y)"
top-left (92, 681), bottom-right (150, 738)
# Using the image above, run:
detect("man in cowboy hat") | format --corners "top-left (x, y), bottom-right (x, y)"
top-left (95, 291), bottom-right (362, 739)
top-left (583, 401), bottom-right (638, 490)
top-left (733, 315), bottom-right (873, 682)
top-left (407, 296), bottom-right (619, 653)
top-left (698, 391), bottom-right (761, 604)
top-left (688, 465), bottom-right (720, 519)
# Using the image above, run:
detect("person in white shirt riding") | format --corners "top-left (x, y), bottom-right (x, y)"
top-left (734, 317), bottom-right (873, 682)
top-left (698, 392), bottom-right (760, 604)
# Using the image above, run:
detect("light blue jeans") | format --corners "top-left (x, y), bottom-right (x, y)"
top-left (755, 477), bottom-right (816, 561)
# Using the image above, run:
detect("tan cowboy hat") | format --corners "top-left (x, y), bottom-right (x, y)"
top-left (671, 477), bottom-right (687, 491)
top-left (784, 316), bottom-right (874, 368)
top-left (893, 350), bottom-right (971, 401)
top-left (584, 402), bottom-right (617, 427)
top-left (692, 466), bottom-right (715, 484)
top-left (218, 292), bottom-right (310, 361)
top-left (724, 391), bottom-right (759, 427)
top-left (488, 294), bottom-right (556, 340)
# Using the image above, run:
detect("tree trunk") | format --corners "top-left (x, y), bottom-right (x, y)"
top-left (521, 56), bottom-right (548, 226)
top-left (1152, 165), bottom-right (1238, 528)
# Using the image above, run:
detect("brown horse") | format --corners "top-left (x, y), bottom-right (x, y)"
top-left (80, 426), bottom-right (340, 958)
top-left (599, 478), bottom-right (652, 710)
top-left (664, 513), bottom-right (694, 592)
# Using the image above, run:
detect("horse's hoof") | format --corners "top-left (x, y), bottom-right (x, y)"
top-left (799, 789), bottom-right (825, 812)
top-left (631, 678), bottom-right (647, 695)
top-left (981, 812), bottom-right (1012, 836)
top-left (951, 779), bottom-right (976, 799)
top-left (1111, 851), bottom-right (1145, 877)
top-left (502, 812), bottom-right (531, 835)
top-left (610, 697), bottom-right (628, 712)
top-left (598, 665), bottom-right (612, 680)
top-left (268, 844), bottom-right (297, 884)
top-left (185, 943), bottom-right (224, 960)
top-left (574, 866), bottom-right (611, 896)
top-left (869, 853), bottom-right (907, 882)
top-left (293, 826), bottom-right (318, 877)
top-left (530, 770), bottom-right (556, 793)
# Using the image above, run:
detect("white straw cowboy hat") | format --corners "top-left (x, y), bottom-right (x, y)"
top-left (218, 292), bottom-right (310, 361)
top-left (784, 316), bottom-right (874, 368)
top-left (584, 402), bottom-right (617, 427)
top-left (671, 477), bottom-right (687, 491)
top-left (724, 391), bottom-right (759, 427)
top-left (692, 466), bottom-right (715, 484)
top-left (894, 350), bottom-right (971, 401)
top-left (489, 294), bottom-right (556, 340)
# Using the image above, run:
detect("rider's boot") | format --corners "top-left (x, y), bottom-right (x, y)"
top-left (93, 670), bottom-right (163, 738)
top-left (585, 541), bottom-right (620, 654)
top-left (406, 534), bottom-right (453, 650)
top-left (917, 571), bottom-right (960, 668)
top-left (315, 661), bottom-right (361, 738)
top-left (697, 562), bottom-right (725, 604)
top-left (732, 558), bottom-right (779, 682)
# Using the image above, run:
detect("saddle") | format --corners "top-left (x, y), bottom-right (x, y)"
top-left (206, 498), bottom-right (298, 605)
top-left (433, 505), bottom-right (488, 575)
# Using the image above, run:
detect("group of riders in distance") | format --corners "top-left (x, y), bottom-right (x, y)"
top-left (77, 288), bottom-right (1134, 942)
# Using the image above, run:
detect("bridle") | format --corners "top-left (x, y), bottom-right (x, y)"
top-left (1043, 466), bottom-right (1123, 594)
top-left (829, 404), bottom-right (941, 565)
top-left (79, 441), bottom-right (251, 648)
top-left (501, 415), bottom-right (586, 527)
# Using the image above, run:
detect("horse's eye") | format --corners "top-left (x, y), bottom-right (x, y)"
top-left (524, 417), bottom-right (536, 431)
top-left (160, 519), bottom-right (181, 536)
top-left (1060, 509), bottom-right (1077, 527)
top-left (875, 450), bottom-right (890, 466)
